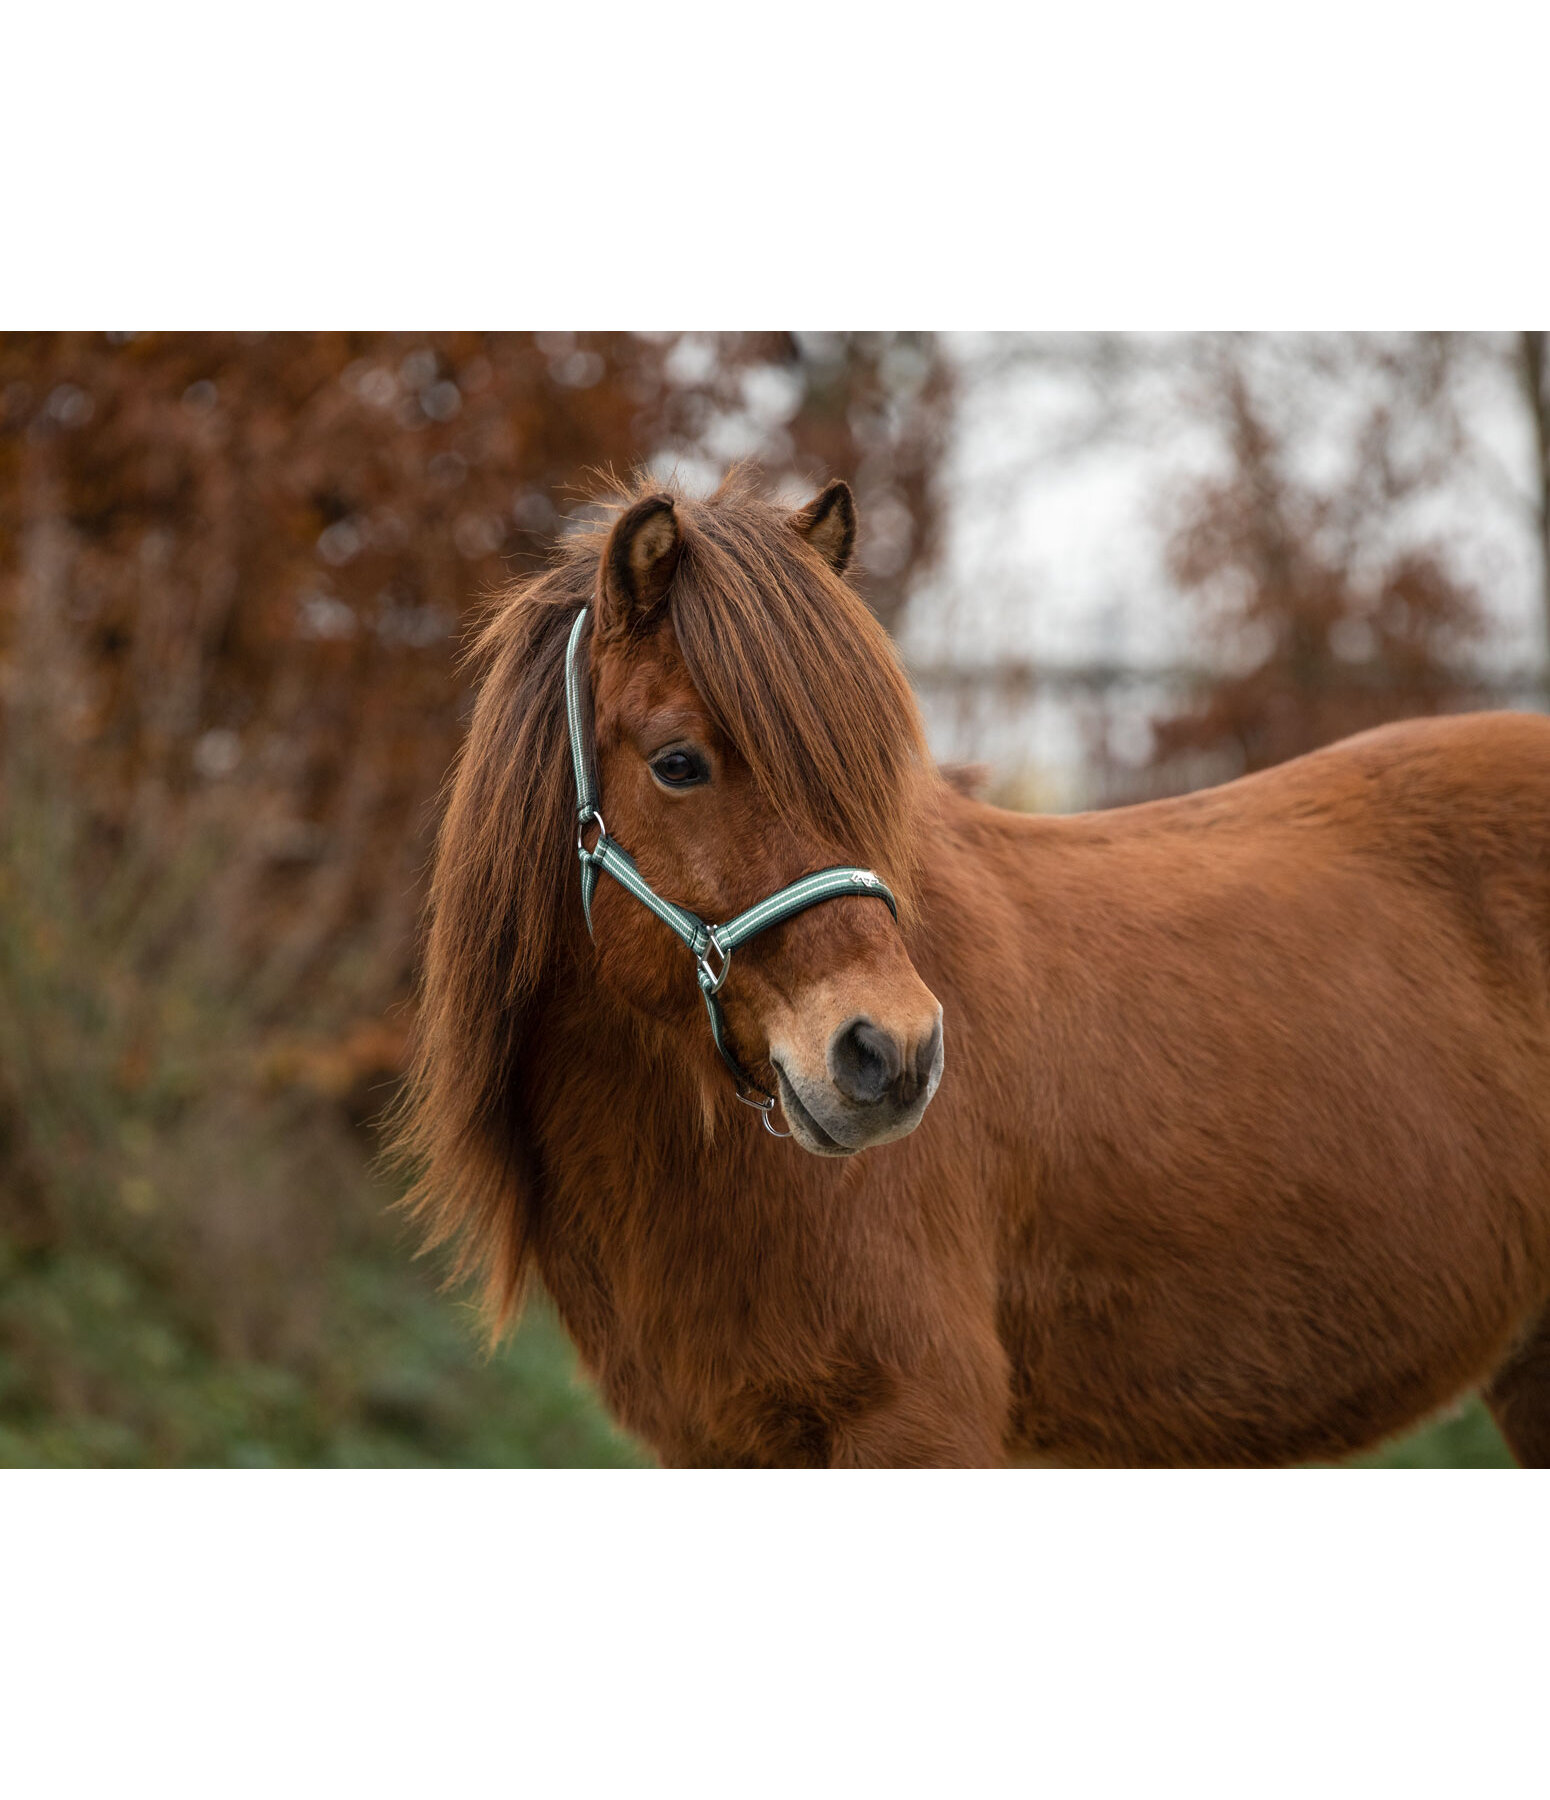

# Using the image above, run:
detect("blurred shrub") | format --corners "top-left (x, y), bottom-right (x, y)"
top-left (0, 714), bottom-right (643, 1465)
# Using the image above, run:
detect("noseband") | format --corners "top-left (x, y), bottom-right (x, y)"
top-left (563, 606), bottom-right (899, 1134)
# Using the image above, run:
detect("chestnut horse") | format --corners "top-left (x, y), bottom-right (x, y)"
top-left (397, 469), bottom-right (1550, 1467)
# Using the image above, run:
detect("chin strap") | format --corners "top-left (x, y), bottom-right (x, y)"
top-left (564, 606), bottom-right (898, 1127)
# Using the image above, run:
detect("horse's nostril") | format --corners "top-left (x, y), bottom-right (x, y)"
top-left (912, 1017), bottom-right (943, 1092)
top-left (828, 1017), bottom-right (902, 1107)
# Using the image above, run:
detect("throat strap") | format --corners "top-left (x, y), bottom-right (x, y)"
top-left (563, 606), bottom-right (899, 1114)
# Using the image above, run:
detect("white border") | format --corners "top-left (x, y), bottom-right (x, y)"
top-left (5, 7), bottom-right (1546, 325)
top-left (4, 8), bottom-right (1547, 1790)
top-left (5, 1473), bottom-right (1545, 1796)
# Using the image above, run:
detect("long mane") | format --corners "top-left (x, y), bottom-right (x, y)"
top-left (391, 467), bottom-right (929, 1331)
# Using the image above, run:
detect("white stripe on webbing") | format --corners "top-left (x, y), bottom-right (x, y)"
top-left (565, 608), bottom-right (596, 813)
top-left (597, 841), bottom-right (705, 951)
top-left (718, 870), bottom-right (895, 949)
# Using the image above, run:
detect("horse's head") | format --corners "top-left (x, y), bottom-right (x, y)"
top-left (583, 478), bottom-right (943, 1155)
top-left (401, 469), bottom-right (948, 1330)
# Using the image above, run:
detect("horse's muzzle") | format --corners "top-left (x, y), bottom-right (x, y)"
top-left (775, 1009), bottom-right (944, 1156)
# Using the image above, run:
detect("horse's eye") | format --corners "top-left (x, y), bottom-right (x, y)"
top-left (649, 748), bottom-right (709, 789)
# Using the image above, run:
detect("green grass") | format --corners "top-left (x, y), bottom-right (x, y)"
top-left (0, 1231), bottom-right (647, 1469)
top-left (1350, 1394), bottom-right (1514, 1469)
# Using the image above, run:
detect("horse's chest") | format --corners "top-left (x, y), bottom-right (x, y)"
top-left (589, 1330), bottom-right (895, 1468)
top-left (538, 1217), bottom-right (903, 1465)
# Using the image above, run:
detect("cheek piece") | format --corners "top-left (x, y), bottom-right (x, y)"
top-left (564, 606), bottom-right (898, 1135)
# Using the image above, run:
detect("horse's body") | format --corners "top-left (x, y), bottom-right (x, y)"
top-left (402, 472), bottom-right (1550, 1466)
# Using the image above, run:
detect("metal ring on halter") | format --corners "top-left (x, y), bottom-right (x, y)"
top-left (576, 807), bottom-right (608, 859)
top-left (695, 927), bottom-right (731, 995)
top-left (735, 1086), bottom-right (792, 1137)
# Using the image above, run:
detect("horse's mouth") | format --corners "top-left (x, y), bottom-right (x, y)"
top-left (773, 1066), bottom-right (856, 1158)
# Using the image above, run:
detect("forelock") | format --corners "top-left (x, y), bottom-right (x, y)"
top-left (666, 475), bottom-right (926, 909)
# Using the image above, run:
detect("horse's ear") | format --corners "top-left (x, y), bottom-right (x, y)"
top-left (791, 480), bottom-right (857, 575)
top-left (600, 493), bottom-right (683, 633)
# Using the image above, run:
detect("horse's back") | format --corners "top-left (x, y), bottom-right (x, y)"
top-left (1302, 708), bottom-right (1550, 845)
top-left (1096, 709), bottom-right (1550, 963)
top-left (1127, 709), bottom-right (1550, 838)
top-left (1298, 711), bottom-right (1550, 978)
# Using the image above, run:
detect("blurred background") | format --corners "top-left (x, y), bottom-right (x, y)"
top-left (1, 330), bottom-right (1545, 1468)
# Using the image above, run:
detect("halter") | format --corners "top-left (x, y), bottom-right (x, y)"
top-left (564, 606), bottom-right (899, 1135)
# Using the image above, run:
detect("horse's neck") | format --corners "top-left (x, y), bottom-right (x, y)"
top-left (528, 961), bottom-right (759, 1210)
top-left (523, 962), bottom-right (805, 1382)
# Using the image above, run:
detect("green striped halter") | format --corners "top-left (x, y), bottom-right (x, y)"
top-left (564, 606), bottom-right (899, 1134)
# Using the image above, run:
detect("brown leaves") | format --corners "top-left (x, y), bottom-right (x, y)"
top-left (1150, 356), bottom-right (1488, 786)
